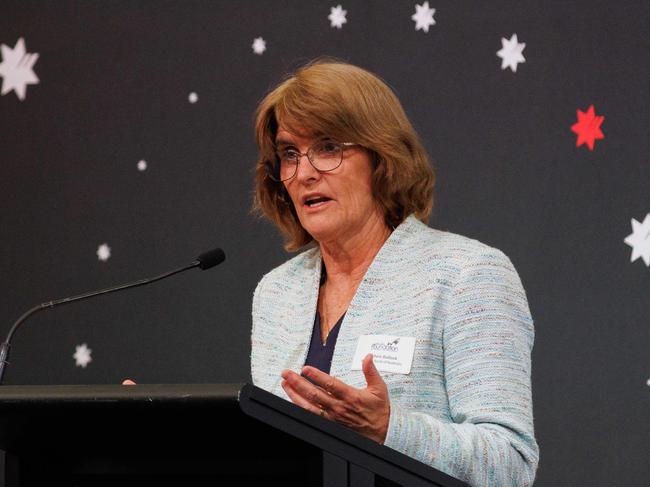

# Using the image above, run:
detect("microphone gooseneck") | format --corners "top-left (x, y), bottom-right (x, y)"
top-left (0, 247), bottom-right (225, 385)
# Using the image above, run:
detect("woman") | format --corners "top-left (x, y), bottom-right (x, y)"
top-left (250, 59), bottom-right (539, 486)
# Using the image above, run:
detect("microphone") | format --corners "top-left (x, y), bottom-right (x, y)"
top-left (0, 247), bottom-right (226, 385)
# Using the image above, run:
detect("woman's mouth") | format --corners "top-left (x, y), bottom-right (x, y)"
top-left (305, 196), bottom-right (331, 207)
top-left (303, 196), bottom-right (333, 211)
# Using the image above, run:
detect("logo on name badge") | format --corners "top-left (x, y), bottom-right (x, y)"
top-left (371, 338), bottom-right (400, 352)
top-left (351, 335), bottom-right (416, 375)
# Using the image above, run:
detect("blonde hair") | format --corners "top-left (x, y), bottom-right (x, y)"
top-left (253, 59), bottom-right (436, 251)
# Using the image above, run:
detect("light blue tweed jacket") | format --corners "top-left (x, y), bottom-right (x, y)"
top-left (251, 215), bottom-right (539, 486)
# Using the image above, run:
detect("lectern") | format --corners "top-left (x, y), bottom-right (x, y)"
top-left (0, 383), bottom-right (468, 486)
top-left (0, 383), bottom-right (321, 486)
top-left (239, 383), bottom-right (468, 487)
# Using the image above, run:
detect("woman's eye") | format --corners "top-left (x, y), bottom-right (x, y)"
top-left (280, 149), bottom-right (299, 162)
top-left (320, 142), bottom-right (339, 153)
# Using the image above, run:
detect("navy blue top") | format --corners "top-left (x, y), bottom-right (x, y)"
top-left (303, 311), bottom-right (345, 375)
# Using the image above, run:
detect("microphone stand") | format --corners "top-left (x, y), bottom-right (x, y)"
top-left (0, 259), bottom-right (205, 385)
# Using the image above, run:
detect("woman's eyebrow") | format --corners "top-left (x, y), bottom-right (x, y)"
top-left (274, 138), bottom-right (295, 147)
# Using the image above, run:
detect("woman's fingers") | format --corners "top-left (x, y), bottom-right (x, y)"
top-left (361, 354), bottom-right (387, 394)
top-left (301, 365), bottom-right (353, 400)
top-left (122, 379), bottom-right (136, 385)
top-left (280, 367), bottom-right (390, 443)
top-left (281, 370), bottom-right (336, 410)
top-left (281, 379), bottom-right (323, 415)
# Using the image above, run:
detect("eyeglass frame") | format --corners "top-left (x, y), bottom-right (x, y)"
top-left (265, 141), bottom-right (359, 182)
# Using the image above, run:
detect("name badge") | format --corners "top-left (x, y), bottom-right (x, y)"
top-left (351, 335), bottom-right (416, 374)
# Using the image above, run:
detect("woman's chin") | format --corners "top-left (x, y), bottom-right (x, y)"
top-left (300, 218), bottom-right (339, 244)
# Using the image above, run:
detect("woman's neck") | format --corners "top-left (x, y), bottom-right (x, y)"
top-left (318, 212), bottom-right (392, 285)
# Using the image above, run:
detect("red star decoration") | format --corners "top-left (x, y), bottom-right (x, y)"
top-left (571, 104), bottom-right (604, 151)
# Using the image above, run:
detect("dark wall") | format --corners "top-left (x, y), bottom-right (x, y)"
top-left (1, 1), bottom-right (648, 485)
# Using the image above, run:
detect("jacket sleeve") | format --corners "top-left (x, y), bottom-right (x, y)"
top-left (382, 249), bottom-right (539, 487)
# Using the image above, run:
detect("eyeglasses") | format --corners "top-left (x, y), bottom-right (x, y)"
top-left (266, 140), bottom-right (358, 182)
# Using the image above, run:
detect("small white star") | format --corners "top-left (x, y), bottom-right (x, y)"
top-left (73, 343), bottom-right (92, 368)
top-left (328, 5), bottom-right (348, 29)
top-left (0, 37), bottom-right (40, 101)
top-left (97, 243), bottom-right (111, 262)
top-left (623, 213), bottom-right (650, 267)
top-left (137, 159), bottom-right (147, 171)
top-left (497, 33), bottom-right (526, 73)
top-left (188, 92), bottom-right (198, 103)
top-left (411, 2), bottom-right (436, 33)
top-left (252, 37), bottom-right (266, 55)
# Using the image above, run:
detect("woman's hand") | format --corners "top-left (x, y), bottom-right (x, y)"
top-left (281, 353), bottom-right (390, 444)
top-left (121, 379), bottom-right (136, 385)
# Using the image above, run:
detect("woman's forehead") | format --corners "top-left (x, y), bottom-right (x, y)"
top-left (275, 125), bottom-right (323, 144)
top-left (274, 111), bottom-right (336, 140)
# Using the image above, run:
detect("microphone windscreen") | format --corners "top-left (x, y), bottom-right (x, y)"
top-left (197, 248), bottom-right (226, 270)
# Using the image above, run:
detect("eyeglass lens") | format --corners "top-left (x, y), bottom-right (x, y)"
top-left (276, 141), bottom-right (343, 181)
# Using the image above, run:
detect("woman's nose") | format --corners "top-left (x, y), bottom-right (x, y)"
top-left (294, 153), bottom-right (320, 182)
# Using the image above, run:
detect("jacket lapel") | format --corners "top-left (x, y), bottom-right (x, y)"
top-left (282, 247), bottom-right (323, 377)
top-left (329, 215), bottom-right (419, 386)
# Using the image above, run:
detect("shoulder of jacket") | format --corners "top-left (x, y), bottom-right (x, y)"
top-left (405, 217), bottom-right (505, 259)
top-left (254, 245), bottom-right (320, 292)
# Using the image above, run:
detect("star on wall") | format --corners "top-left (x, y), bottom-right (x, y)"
top-left (0, 37), bottom-right (40, 101)
top-left (73, 343), bottom-right (93, 368)
top-left (497, 34), bottom-right (526, 72)
top-left (411, 2), bottom-right (436, 33)
top-left (571, 104), bottom-right (605, 150)
top-left (624, 213), bottom-right (650, 267)
top-left (252, 37), bottom-right (266, 55)
top-left (97, 243), bottom-right (111, 261)
top-left (328, 5), bottom-right (348, 29)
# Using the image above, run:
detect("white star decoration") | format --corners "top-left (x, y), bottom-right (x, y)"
top-left (0, 37), bottom-right (40, 101)
top-left (411, 2), bottom-right (436, 33)
top-left (137, 159), bottom-right (147, 171)
top-left (188, 92), bottom-right (198, 103)
top-left (329, 5), bottom-right (348, 29)
top-left (624, 213), bottom-right (650, 267)
top-left (497, 33), bottom-right (526, 73)
top-left (73, 343), bottom-right (92, 368)
top-left (252, 37), bottom-right (266, 55)
top-left (97, 243), bottom-right (111, 261)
